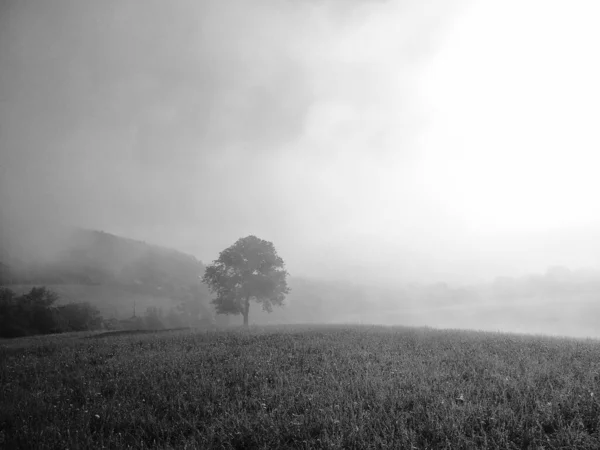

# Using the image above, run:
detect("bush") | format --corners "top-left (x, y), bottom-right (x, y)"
top-left (144, 307), bottom-right (165, 330)
top-left (0, 286), bottom-right (104, 338)
top-left (56, 302), bottom-right (103, 331)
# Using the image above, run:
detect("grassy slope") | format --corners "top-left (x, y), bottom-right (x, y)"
top-left (2, 326), bottom-right (600, 449)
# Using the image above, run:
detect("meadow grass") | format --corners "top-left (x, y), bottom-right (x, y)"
top-left (2, 325), bottom-right (600, 449)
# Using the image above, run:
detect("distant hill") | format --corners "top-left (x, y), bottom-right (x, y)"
top-left (0, 225), bottom-right (214, 320)
top-left (4, 222), bottom-right (600, 336)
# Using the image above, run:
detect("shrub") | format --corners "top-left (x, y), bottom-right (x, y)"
top-left (0, 286), bottom-right (103, 338)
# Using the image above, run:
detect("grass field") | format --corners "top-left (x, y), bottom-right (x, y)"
top-left (2, 325), bottom-right (600, 449)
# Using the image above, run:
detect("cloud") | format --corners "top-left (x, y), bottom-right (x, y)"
top-left (0, 0), bottom-right (467, 280)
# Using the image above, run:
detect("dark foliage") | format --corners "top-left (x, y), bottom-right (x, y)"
top-left (56, 302), bottom-right (103, 331)
top-left (144, 306), bottom-right (165, 330)
top-left (1, 227), bottom-right (216, 326)
top-left (0, 286), bottom-right (103, 338)
top-left (203, 236), bottom-right (290, 326)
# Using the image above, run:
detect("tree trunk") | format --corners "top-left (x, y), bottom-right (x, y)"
top-left (242, 296), bottom-right (250, 327)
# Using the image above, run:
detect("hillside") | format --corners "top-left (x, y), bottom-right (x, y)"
top-left (0, 225), bottom-right (213, 321)
top-left (3, 222), bottom-right (600, 337)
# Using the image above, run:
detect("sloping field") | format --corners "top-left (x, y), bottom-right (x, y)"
top-left (2, 325), bottom-right (600, 448)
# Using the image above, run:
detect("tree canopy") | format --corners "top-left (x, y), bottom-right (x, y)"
top-left (202, 236), bottom-right (290, 326)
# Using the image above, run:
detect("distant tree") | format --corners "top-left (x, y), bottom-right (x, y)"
top-left (102, 317), bottom-right (120, 330)
top-left (19, 287), bottom-right (60, 334)
top-left (177, 284), bottom-right (212, 326)
top-left (0, 287), bottom-right (24, 337)
top-left (166, 307), bottom-right (185, 328)
top-left (202, 236), bottom-right (290, 327)
top-left (144, 306), bottom-right (164, 330)
top-left (57, 302), bottom-right (103, 331)
top-left (0, 286), bottom-right (104, 337)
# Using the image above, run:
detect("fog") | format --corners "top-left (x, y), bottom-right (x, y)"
top-left (2, 0), bottom-right (600, 292)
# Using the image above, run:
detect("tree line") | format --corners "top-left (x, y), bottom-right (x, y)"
top-left (0, 286), bottom-right (102, 338)
top-left (0, 285), bottom-right (221, 338)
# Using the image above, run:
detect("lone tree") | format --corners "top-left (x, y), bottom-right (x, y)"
top-left (202, 235), bottom-right (290, 327)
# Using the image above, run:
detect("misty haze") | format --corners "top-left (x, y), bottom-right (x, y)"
top-left (3, 0), bottom-right (600, 448)
top-left (2, 0), bottom-right (600, 338)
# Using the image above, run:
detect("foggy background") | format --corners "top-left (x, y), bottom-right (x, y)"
top-left (2, 0), bottom-right (600, 336)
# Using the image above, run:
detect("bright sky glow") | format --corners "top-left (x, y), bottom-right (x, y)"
top-left (3, 0), bottom-right (600, 283)
top-left (417, 0), bottom-right (600, 235)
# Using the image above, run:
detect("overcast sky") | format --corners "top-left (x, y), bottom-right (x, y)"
top-left (2, 0), bottom-right (600, 285)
